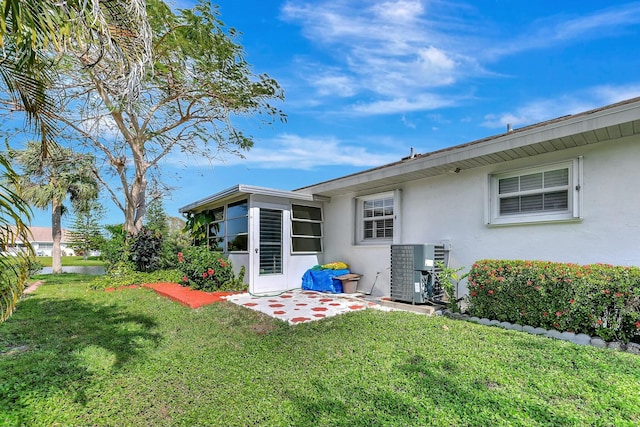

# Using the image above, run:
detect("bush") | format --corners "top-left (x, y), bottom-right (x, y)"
top-left (467, 260), bottom-right (640, 343)
top-left (99, 224), bottom-right (128, 272)
top-left (177, 246), bottom-right (246, 292)
top-left (90, 261), bottom-right (183, 290)
top-left (27, 258), bottom-right (43, 277)
top-left (158, 233), bottom-right (189, 270)
top-left (128, 227), bottom-right (163, 272)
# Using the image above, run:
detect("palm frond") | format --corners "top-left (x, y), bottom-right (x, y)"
top-left (0, 154), bottom-right (32, 323)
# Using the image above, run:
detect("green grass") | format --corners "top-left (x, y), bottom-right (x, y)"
top-left (1, 275), bottom-right (639, 426)
top-left (36, 256), bottom-right (105, 267)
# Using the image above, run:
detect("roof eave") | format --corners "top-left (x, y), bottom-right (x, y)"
top-left (178, 184), bottom-right (327, 213)
top-left (296, 97), bottom-right (640, 197)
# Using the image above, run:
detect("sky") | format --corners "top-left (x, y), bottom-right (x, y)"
top-left (29, 0), bottom-right (640, 227)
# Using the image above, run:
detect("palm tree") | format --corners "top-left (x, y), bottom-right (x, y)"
top-left (0, 155), bottom-right (32, 323)
top-left (10, 142), bottom-right (99, 274)
top-left (0, 0), bottom-right (150, 322)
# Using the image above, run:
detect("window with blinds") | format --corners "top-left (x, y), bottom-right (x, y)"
top-left (489, 159), bottom-right (582, 225)
top-left (291, 204), bottom-right (323, 252)
top-left (498, 168), bottom-right (569, 215)
top-left (361, 195), bottom-right (394, 241)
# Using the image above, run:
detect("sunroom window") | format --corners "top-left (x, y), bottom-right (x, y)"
top-left (291, 204), bottom-right (323, 252)
top-left (206, 200), bottom-right (248, 252)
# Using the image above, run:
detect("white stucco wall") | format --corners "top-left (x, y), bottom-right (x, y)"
top-left (248, 194), bottom-right (321, 293)
top-left (322, 135), bottom-right (640, 297)
top-left (228, 253), bottom-right (249, 284)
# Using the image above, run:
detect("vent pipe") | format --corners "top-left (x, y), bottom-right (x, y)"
top-left (507, 123), bottom-right (513, 132)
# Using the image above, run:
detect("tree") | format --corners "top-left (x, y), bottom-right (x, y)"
top-left (48, 0), bottom-right (285, 233)
top-left (99, 223), bottom-right (128, 271)
top-left (10, 142), bottom-right (98, 273)
top-left (0, 0), bottom-right (152, 144)
top-left (0, 155), bottom-right (32, 323)
top-left (67, 200), bottom-right (106, 260)
top-left (144, 198), bottom-right (169, 237)
top-left (0, 0), bottom-right (148, 321)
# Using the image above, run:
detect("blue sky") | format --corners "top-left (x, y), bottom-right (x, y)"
top-left (32, 0), bottom-right (640, 227)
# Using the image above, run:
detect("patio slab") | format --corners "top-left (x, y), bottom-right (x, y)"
top-left (143, 282), bottom-right (234, 309)
top-left (226, 290), bottom-right (387, 324)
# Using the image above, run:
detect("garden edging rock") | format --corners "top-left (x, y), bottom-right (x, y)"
top-left (440, 309), bottom-right (639, 355)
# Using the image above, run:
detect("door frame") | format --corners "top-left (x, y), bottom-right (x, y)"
top-left (249, 201), bottom-right (291, 294)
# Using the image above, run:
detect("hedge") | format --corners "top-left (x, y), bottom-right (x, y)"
top-left (466, 260), bottom-right (640, 343)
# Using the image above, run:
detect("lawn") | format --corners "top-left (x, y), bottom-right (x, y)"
top-left (36, 256), bottom-right (105, 267)
top-left (1, 275), bottom-right (639, 426)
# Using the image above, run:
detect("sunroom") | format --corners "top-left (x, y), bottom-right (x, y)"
top-left (178, 184), bottom-right (327, 294)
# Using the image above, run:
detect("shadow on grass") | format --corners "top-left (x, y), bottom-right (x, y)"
top-left (285, 378), bottom-right (422, 427)
top-left (0, 296), bottom-right (159, 419)
top-left (284, 353), bottom-right (579, 426)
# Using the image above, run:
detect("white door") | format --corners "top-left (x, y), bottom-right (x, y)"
top-left (251, 208), bottom-right (287, 293)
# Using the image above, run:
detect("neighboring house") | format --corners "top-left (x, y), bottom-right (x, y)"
top-left (180, 97), bottom-right (640, 297)
top-left (22, 226), bottom-right (75, 257)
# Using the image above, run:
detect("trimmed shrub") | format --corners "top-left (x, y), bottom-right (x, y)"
top-left (467, 260), bottom-right (640, 343)
top-left (177, 246), bottom-right (246, 292)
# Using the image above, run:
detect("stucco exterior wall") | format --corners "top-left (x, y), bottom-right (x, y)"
top-left (322, 135), bottom-right (640, 297)
top-left (249, 194), bottom-right (321, 293)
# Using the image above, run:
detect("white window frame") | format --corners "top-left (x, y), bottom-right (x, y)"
top-left (206, 199), bottom-right (249, 252)
top-left (356, 191), bottom-right (398, 244)
top-left (290, 204), bottom-right (323, 253)
top-left (487, 158), bottom-right (582, 226)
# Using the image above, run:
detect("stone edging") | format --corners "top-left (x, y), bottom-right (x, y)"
top-left (438, 310), bottom-right (640, 356)
top-left (23, 280), bottom-right (45, 295)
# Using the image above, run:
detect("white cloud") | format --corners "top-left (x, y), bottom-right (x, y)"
top-left (164, 133), bottom-right (401, 170)
top-left (281, 1), bottom-right (640, 115)
top-left (311, 73), bottom-right (358, 97)
top-left (242, 134), bottom-right (400, 169)
top-left (481, 84), bottom-right (640, 129)
top-left (401, 115), bottom-right (416, 129)
top-left (590, 84), bottom-right (640, 105)
top-left (80, 114), bottom-right (120, 139)
top-left (281, 0), bottom-right (476, 113)
top-left (351, 93), bottom-right (455, 115)
top-left (484, 3), bottom-right (640, 58)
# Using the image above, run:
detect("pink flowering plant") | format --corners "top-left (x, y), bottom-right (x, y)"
top-left (467, 260), bottom-right (640, 343)
top-left (177, 246), bottom-right (246, 292)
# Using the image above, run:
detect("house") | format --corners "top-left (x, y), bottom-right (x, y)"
top-left (20, 226), bottom-right (75, 256)
top-left (179, 97), bottom-right (640, 297)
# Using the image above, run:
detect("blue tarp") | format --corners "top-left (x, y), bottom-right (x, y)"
top-left (301, 268), bottom-right (350, 293)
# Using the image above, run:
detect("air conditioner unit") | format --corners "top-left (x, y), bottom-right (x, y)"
top-left (390, 244), bottom-right (445, 304)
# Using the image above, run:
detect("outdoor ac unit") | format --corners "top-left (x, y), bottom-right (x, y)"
top-left (390, 244), bottom-right (445, 304)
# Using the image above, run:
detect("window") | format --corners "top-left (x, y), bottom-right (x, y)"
top-left (226, 200), bottom-right (248, 252)
top-left (207, 207), bottom-right (225, 251)
top-left (488, 159), bottom-right (582, 225)
top-left (206, 199), bottom-right (248, 252)
top-left (358, 192), bottom-right (396, 243)
top-left (291, 204), bottom-right (323, 252)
